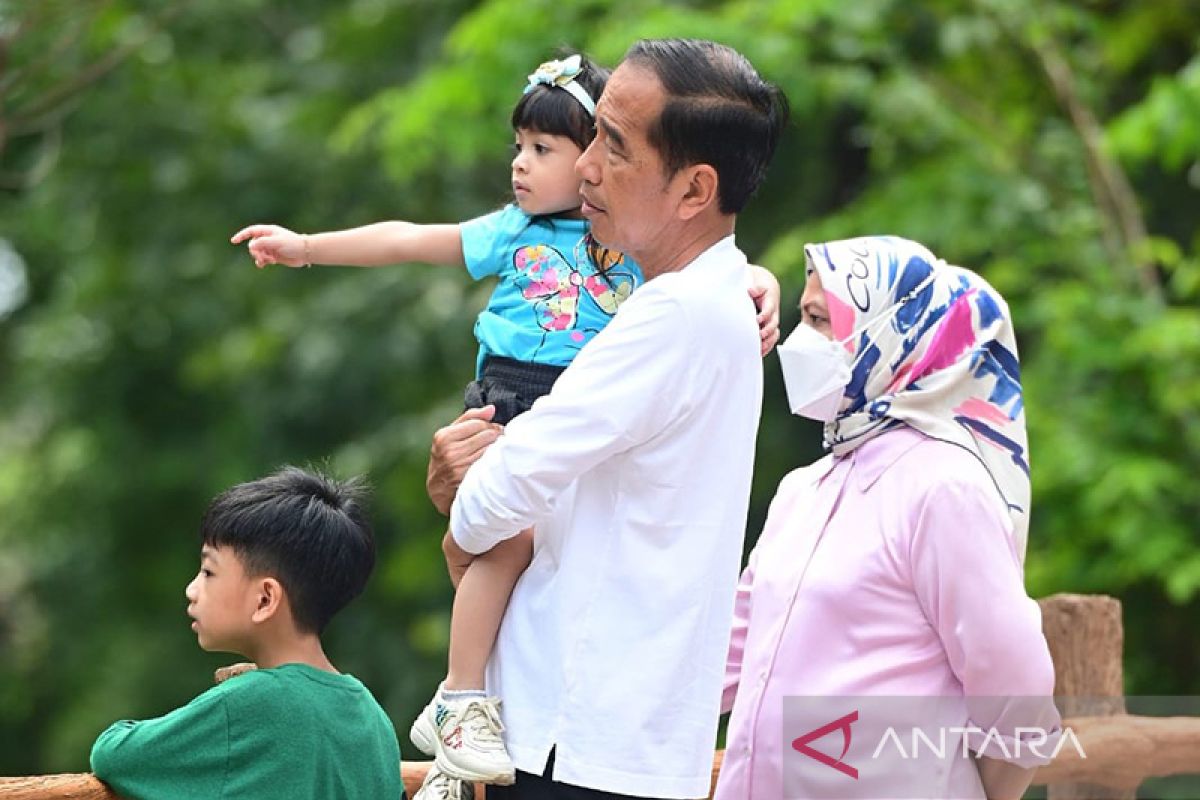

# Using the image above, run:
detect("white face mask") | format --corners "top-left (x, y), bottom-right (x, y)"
top-left (779, 271), bottom-right (938, 422)
top-left (777, 322), bottom-right (853, 421)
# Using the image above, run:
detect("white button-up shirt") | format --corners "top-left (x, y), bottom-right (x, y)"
top-left (451, 235), bottom-right (763, 798)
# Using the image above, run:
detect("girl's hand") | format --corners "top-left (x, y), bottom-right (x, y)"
top-left (747, 264), bottom-right (781, 356)
top-left (230, 224), bottom-right (308, 268)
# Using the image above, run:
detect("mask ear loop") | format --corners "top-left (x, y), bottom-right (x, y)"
top-left (836, 269), bottom-right (941, 353)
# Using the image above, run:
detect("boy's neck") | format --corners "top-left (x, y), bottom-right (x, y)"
top-left (245, 632), bottom-right (338, 674)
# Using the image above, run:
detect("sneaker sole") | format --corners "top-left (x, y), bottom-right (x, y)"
top-left (412, 774), bottom-right (477, 800)
top-left (434, 751), bottom-right (516, 786)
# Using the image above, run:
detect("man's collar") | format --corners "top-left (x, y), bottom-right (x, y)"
top-left (682, 233), bottom-right (742, 273)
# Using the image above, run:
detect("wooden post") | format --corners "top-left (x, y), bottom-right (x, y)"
top-left (1038, 593), bottom-right (1135, 799)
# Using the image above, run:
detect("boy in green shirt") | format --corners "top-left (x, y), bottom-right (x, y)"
top-left (90, 466), bottom-right (406, 800)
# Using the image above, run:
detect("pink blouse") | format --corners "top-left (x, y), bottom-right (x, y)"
top-left (715, 426), bottom-right (1059, 800)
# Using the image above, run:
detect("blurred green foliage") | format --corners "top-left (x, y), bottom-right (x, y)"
top-left (1, 0), bottom-right (1198, 774)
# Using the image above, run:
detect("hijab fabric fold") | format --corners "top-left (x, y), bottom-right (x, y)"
top-left (806, 236), bottom-right (1031, 559)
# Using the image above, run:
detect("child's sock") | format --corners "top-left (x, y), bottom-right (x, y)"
top-left (440, 686), bottom-right (487, 702)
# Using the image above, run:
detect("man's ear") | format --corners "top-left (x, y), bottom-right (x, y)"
top-left (250, 577), bottom-right (284, 624)
top-left (676, 164), bottom-right (720, 221)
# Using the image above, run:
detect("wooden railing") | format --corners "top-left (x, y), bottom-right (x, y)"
top-left (2, 594), bottom-right (1198, 799)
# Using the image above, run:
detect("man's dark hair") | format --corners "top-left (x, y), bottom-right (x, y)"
top-left (511, 53), bottom-right (610, 152)
top-left (200, 466), bottom-right (374, 634)
top-left (624, 39), bottom-right (789, 214)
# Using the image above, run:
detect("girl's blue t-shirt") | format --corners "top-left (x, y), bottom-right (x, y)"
top-left (460, 204), bottom-right (644, 375)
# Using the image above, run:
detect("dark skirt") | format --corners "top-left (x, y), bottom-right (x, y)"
top-left (463, 356), bottom-right (568, 425)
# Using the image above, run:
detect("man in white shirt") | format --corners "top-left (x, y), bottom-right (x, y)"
top-left (427, 39), bottom-right (789, 800)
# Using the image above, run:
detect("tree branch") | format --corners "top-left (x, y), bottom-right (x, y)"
top-left (6, 0), bottom-right (192, 126)
top-left (0, 1), bottom-right (107, 98)
top-left (976, 0), bottom-right (1164, 304)
top-left (0, 125), bottom-right (62, 191)
top-left (1033, 40), bottom-right (1163, 303)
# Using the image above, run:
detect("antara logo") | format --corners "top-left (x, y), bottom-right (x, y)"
top-left (791, 710), bottom-right (859, 779)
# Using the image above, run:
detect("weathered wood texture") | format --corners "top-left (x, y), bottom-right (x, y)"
top-left (0, 764), bottom-right (468, 800)
top-left (1038, 594), bottom-right (1136, 799)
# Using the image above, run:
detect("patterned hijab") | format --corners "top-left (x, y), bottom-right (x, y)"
top-left (805, 236), bottom-right (1031, 560)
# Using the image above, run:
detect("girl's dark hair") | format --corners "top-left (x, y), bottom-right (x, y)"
top-left (511, 54), bottom-right (609, 151)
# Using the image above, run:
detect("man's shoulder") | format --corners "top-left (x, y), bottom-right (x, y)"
top-left (667, 239), bottom-right (750, 297)
top-left (651, 251), bottom-right (756, 339)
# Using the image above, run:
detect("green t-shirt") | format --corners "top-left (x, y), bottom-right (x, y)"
top-left (90, 664), bottom-right (404, 800)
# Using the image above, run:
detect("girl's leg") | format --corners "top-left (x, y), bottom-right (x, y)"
top-left (444, 527), bottom-right (534, 690)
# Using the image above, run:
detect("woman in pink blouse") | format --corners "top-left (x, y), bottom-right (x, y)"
top-left (716, 237), bottom-right (1060, 800)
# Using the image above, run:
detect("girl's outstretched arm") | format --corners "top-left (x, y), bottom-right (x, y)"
top-left (230, 221), bottom-right (464, 269)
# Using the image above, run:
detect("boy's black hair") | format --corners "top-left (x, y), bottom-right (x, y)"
top-left (511, 53), bottom-right (610, 151)
top-left (624, 39), bottom-right (789, 214)
top-left (200, 466), bottom-right (374, 635)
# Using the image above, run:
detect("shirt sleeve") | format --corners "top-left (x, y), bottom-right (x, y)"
top-left (450, 283), bottom-right (696, 555)
top-left (90, 687), bottom-right (230, 797)
top-left (909, 476), bottom-right (1061, 766)
top-left (459, 205), bottom-right (526, 280)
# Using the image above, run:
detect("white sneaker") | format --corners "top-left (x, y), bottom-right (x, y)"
top-left (411, 765), bottom-right (475, 800)
top-left (410, 690), bottom-right (516, 784)
top-left (409, 693), bottom-right (441, 757)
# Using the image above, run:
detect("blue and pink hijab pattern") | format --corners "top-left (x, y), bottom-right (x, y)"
top-left (805, 236), bottom-right (1031, 559)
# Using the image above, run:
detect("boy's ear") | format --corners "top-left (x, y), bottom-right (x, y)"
top-left (676, 164), bottom-right (719, 221)
top-left (250, 577), bottom-right (284, 624)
